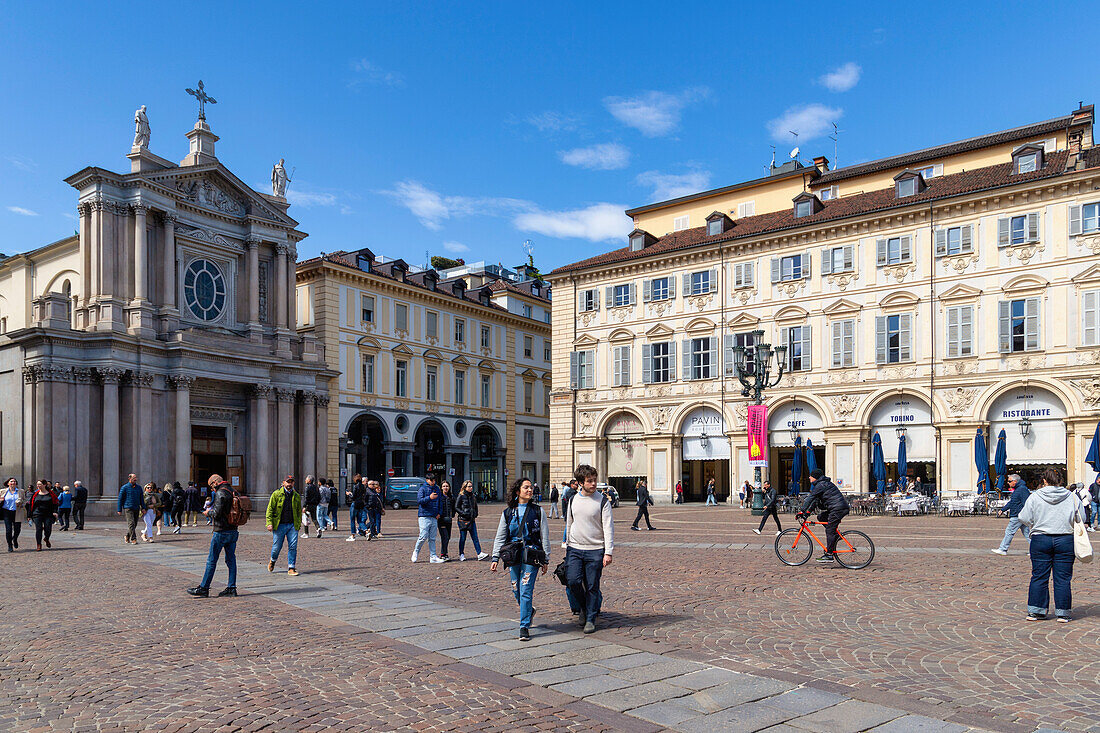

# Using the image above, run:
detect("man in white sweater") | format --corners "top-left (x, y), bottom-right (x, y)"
top-left (563, 464), bottom-right (614, 634)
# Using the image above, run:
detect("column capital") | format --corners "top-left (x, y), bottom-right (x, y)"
top-left (161, 211), bottom-right (178, 226)
top-left (244, 234), bottom-right (263, 249)
top-left (72, 367), bottom-right (95, 383)
top-left (275, 242), bottom-right (291, 257)
top-left (273, 386), bottom-right (297, 402)
top-left (166, 374), bottom-right (196, 390)
top-left (316, 395), bottom-right (331, 408)
top-left (77, 201), bottom-right (93, 217)
top-left (131, 203), bottom-right (149, 217)
top-left (298, 390), bottom-right (318, 404)
top-left (22, 365), bottom-right (44, 384)
top-left (95, 367), bottom-right (126, 385)
top-left (250, 383), bottom-right (273, 399)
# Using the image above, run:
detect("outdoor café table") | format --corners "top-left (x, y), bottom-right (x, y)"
top-left (944, 496), bottom-right (975, 516)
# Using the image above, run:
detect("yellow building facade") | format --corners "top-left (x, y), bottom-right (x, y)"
top-left (549, 104), bottom-right (1100, 502)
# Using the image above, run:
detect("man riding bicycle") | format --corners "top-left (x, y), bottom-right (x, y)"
top-left (798, 469), bottom-right (849, 564)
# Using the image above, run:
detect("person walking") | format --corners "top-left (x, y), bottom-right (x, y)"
top-left (564, 464), bottom-right (614, 634)
top-left (188, 475), bottom-right (241, 598)
top-left (303, 475), bottom-right (322, 539)
top-left (799, 469), bottom-right (849, 564)
top-left (29, 481), bottom-right (58, 551)
top-left (345, 477), bottom-right (367, 541)
top-left (1072, 482), bottom-right (1093, 531)
top-left (548, 484), bottom-right (560, 519)
top-left (72, 481), bottom-right (88, 530)
top-left (327, 478), bottom-right (340, 532)
top-left (490, 477), bottom-right (550, 641)
top-left (116, 474), bottom-right (143, 544)
top-left (265, 476), bottom-right (301, 576)
top-left (675, 480), bottom-right (684, 505)
top-left (437, 481), bottom-right (456, 560)
top-left (318, 479), bottom-right (332, 534)
top-left (561, 479), bottom-right (578, 518)
top-left (140, 483), bottom-right (159, 542)
top-left (1090, 475), bottom-right (1100, 531)
top-left (753, 480), bottom-right (782, 536)
top-left (412, 476), bottom-right (443, 563)
top-left (738, 481), bottom-right (747, 508)
top-left (364, 480), bottom-right (384, 540)
top-left (157, 483), bottom-right (174, 533)
top-left (456, 480), bottom-right (489, 561)
top-left (992, 474), bottom-right (1031, 555)
top-left (57, 485), bottom-right (73, 531)
top-left (706, 478), bottom-right (718, 506)
top-left (3, 477), bottom-right (25, 552)
top-left (1018, 467), bottom-right (1084, 622)
top-left (630, 479), bottom-right (654, 531)
top-left (184, 482), bottom-right (201, 526)
top-left (170, 482), bottom-right (186, 533)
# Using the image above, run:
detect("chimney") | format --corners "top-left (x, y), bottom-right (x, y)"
top-left (812, 156), bottom-right (830, 173)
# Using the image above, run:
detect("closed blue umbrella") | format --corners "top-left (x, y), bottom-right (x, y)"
top-left (896, 433), bottom-right (908, 492)
top-left (975, 428), bottom-right (990, 494)
top-left (994, 429), bottom-right (1008, 495)
top-left (789, 435), bottom-right (804, 497)
top-left (805, 439), bottom-right (818, 475)
top-left (871, 432), bottom-right (887, 494)
top-left (1085, 423), bottom-right (1100, 472)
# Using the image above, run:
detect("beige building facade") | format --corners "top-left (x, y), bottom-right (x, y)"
top-left (0, 110), bottom-right (332, 510)
top-left (297, 254), bottom-right (551, 497)
top-left (549, 104), bottom-right (1100, 502)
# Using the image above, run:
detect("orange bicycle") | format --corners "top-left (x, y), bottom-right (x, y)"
top-left (774, 514), bottom-right (875, 569)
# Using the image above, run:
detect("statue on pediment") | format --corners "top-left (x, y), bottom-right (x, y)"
top-left (271, 159), bottom-right (292, 197)
top-left (133, 105), bottom-right (150, 148)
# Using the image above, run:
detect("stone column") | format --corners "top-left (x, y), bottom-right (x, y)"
top-left (274, 243), bottom-right (289, 329)
top-left (250, 385), bottom-right (272, 496)
top-left (134, 371), bottom-right (155, 480)
top-left (162, 213), bottom-right (177, 308)
top-left (275, 388), bottom-right (295, 482)
top-left (51, 367), bottom-right (72, 483)
top-left (246, 236), bottom-right (261, 326)
top-left (24, 366), bottom-right (51, 479)
top-left (315, 395), bottom-right (330, 480)
top-left (286, 244), bottom-right (298, 328)
top-left (99, 368), bottom-right (123, 498)
top-left (300, 391), bottom-right (317, 478)
top-left (133, 204), bottom-right (148, 301)
top-left (170, 375), bottom-right (195, 483)
top-left (73, 368), bottom-right (93, 493)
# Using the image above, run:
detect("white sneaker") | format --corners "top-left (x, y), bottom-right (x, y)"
top-left (346, 536), bottom-right (355, 542)
top-left (411, 553), bottom-right (419, 562)
top-left (477, 552), bottom-right (489, 560)
top-left (459, 554), bottom-right (466, 561)
top-left (429, 556), bottom-right (445, 564)
top-left (751, 528), bottom-right (761, 535)
top-left (991, 548), bottom-right (1008, 555)
top-left (776, 531), bottom-right (782, 536)
top-left (317, 530), bottom-right (323, 539)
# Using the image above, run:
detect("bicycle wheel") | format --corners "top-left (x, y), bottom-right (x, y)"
top-left (834, 530), bottom-right (874, 569)
top-left (775, 528), bottom-right (813, 566)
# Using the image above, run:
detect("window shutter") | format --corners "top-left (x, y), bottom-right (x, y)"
top-left (628, 283), bottom-right (637, 305)
top-left (622, 346), bottom-right (631, 386)
top-left (642, 279), bottom-right (651, 302)
top-left (960, 225), bottom-right (973, 254)
top-left (876, 239), bottom-right (887, 265)
top-left (707, 337), bottom-right (718, 378)
top-left (682, 273), bottom-right (691, 296)
top-left (577, 292), bottom-right (585, 312)
top-left (669, 340), bottom-right (677, 381)
top-left (771, 258), bottom-right (781, 283)
top-left (875, 316), bottom-right (887, 364)
top-left (832, 321), bottom-right (842, 367)
top-left (708, 268), bottom-right (718, 293)
top-left (800, 252), bottom-right (811, 278)
top-left (821, 249), bottom-right (833, 275)
top-left (569, 352), bottom-right (579, 389)
top-left (947, 307), bottom-right (959, 358)
top-left (900, 236), bottom-right (912, 262)
top-left (1026, 212), bottom-right (1040, 242)
top-left (1069, 204), bottom-right (1083, 237)
top-left (1084, 290), bottom-right (1098, 346)
top-left (960, 306), bottom-right (973, 355)
top-left (723, 334), bottom-right (735, 376)
top-left (668, 279), bottom-right (677, 300)
top-left (845, 319), bottom-right (854, 364)
top-left (682, 339), bottom-right (693, 381)
top-left (641, 344), bottom-right (652, 384)
top-left (605, 286), bottom-right (614, 307)
top-left (744, 263), bottom-right (754, 288)
top-left (998, 301), bottom-right (1011, 352)
top-left (608, 346), bottom-right (616, 386)
top-left (997, 218), bottom-right (1010, 247)
top-left (801, 326), bottom-right (811, 370)
top-left (934, 229), bottom-right (947, 257)
top-left (899, 314), bottom-right (912, 361)
top-left (1025, 297), bottom-right (1039, 350)
top-left (591, 290), bottom-right (600, 310)
top-left (843, 245), bottom-right (854, 271)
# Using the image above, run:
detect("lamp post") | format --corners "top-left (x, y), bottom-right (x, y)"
top-left (733, 329), bottom-right (787, 515)
top-left (1019, 415), bottom-right (1032, 438)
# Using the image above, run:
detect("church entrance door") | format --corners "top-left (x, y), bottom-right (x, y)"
top-left (192, 425), bottom-right (228, 488)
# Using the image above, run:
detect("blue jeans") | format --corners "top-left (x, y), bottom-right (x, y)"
top-left (200, 530), bottom-right (238, 589)
top-left (566, 585), bottom-right (602, 615)
top-left (413, 516), bottom-right (437, 558)
top-left (565, 547), bottom-right (605, 623)
top-left (270, 523), bottom-right (298, 568)
top-left (998, 516), bottom-right (1030, 551)
top-left (1091, 500), bottom-right (1098, 527)
top-left (317, 505), bottom-right (330, 530)
top-left (1028, 533), bottom-right (1075, 617)
top-left (706, 494), bottom-right (717, 505)
top-left (358, 508), bottom-right (370, 534)
top-left (509, 563), bottom-right (540, 628)
top-left (459, 520), bottom-right (482, 555)
top-left (368, 509), bottom-right (382, 536)
top-left (349, 506), bottom-right (360, 533)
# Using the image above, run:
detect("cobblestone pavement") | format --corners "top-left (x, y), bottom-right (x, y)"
top-left (4, 504), bottom-right (1094, 732)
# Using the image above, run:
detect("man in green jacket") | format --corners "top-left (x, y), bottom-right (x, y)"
top-left (266, 476), bottom-right (302, 576)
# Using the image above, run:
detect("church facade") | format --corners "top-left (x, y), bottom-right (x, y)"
top-left (0, 106), bottom-right (334, 510)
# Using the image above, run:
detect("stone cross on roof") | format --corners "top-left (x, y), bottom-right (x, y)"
top-left (185, 80), bottom-right (217, 121)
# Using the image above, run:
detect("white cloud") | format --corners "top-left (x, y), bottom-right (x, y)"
top-left (443, 241), bottom-right (470, 254)
top-left (6, 156), bottom-right (37, 172)
top-left (382, 180), bottom-right (529, 231)
top-left (524, 111), bottom-right (580, 133)
top-left (7, 206), bottom-right (38, 216)
top-left (635, 169), bottom-right (711, 202)
top-left (286, 190), bottom-right (338, 207)
top-left (349, 59), bottom-right (405, 89)
top-left (559, 143), bottom-right (630, 170)
top-left (767, 104), bottom-right (843, 143)
top-left (514, 203), bottom-right (628, 243)
top-left (603, 88), bottom-right (709, 137)
top-left (818, 62), bottom-right (861, 92)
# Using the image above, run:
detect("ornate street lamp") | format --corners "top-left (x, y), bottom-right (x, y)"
top-left (620, 434), bottom-right (631, 451)
top-left (1019, 415), bottom-right (1032, 438)
top-left (789, 425), bottom-right (801, 444)
top-left (733, 329), bottom-right (787, 515)
top-left (699, 428), bottom-right (710, 449)
top-left (895, 425), bottom-right (907, 441)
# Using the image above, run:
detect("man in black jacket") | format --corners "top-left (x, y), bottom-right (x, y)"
top-left (364, 480), bottom-right (384, 540)
top-left (799, 469), bottom-right (849, 563)
top-left (630, 480), bottom-right (654, 531)
top-left (303, 475), bottom-right (322, 539)
top-left (992, 474), bottom-right (1030, 555)
top-left (170, 482), bottom-right (187, 533)
top-left (188, 475), bottom-right (239, 597)
top-left (753, 480), bottom-right (782, 536)
top-left (71, 481), bottom-right (88, 530)
top-left (346, 478), bottom-right (368, 541)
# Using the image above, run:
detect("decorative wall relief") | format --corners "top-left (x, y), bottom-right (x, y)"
top-left (945, 387), bottom-right (979, 416)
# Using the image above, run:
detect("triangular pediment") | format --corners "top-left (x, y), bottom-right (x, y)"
top-left (727, 312), bottom-right (760, 329)
top-left (822, 298), bottom-right (862, 316)
top-left (939, 283), bottom-right (982, 302)
top-left (140, 163), bottom-right (297, 227)
top-left (645, 323), bottom-right (674, 337)
top-left (451, 354), bottom-right (471, 365)
top-left (422, 348), bottom-right (443, 361)
top-left (477, 359), bottom-right (496, 371)
top-left (520, 368), bottom-right (538, 378)
top-left (392, 343), bottom-right (414, 355)
top-left (574, 334), bottom-right (599, 347)
top-left (356, 335), bottom-right (382, 349)
top-left (1071, 263), bottom-right (1100, 285)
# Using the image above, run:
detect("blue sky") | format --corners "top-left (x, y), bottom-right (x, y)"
top-left (1, 1), bottom-right (1096, 272)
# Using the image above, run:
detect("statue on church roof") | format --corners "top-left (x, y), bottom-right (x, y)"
top-left (133, 105), bottom-right (150, 148)
top-left (271, 158), bottom-right (293, 197)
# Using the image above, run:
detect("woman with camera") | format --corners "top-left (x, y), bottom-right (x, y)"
top-left (490, 478), bottom-right (550, 641)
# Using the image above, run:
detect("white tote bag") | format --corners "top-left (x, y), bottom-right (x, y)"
top-left (1073, 500), bottom-right (1093, 563)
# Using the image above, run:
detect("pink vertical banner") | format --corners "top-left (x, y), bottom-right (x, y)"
top-left (747, 404), bottom-right (769, 467)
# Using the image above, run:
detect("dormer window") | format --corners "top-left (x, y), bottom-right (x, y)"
top-left (452, 280), bottom-right (466, 299)
top-left (792, 192), bottom-right (823, 218)
top-left (390, 260), bottom-right (408, 282)
top-left (893, 170), bottom-right (926, 199)
top-left (531, 282), bottom-right (541, 297)
top-left (478, 288), bottom-right (491, 306)
top-left (1012, 144), bottom-right (1044, 174)
top-left (423, 271), bottom-right (438, 291)
top-left (628, 229), bottom-right (656, 252)
top-left (795, 200), bottom-right (812, 217)
top-left (357, 254), bottom-right (371, 271)
top-left (705, 211), bottom-right (732, 236)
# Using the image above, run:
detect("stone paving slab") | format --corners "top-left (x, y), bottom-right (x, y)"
top-left (785, 699), bottom-right (908, 732)
top-left (687, 675), bottom-right (797, 713)
top-left (550, 674), bottom-right (635, 697)
top-left (868, 716), bottom-right (972, 733)
top-left (517, 663), bottom-right (613, 686)
top-left (586, 679), bottom-right (695, 712)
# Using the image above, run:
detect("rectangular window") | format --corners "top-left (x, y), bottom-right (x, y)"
top-left (733, 262), bottom-right (754, 288)
top-left (1083, 290), bottom-right (1099, 347)
top-left (612, 345), bottom-right (631, 386)
top-left (876, 236), bottom-right (912, 266)
top-left (481, 374), bottom-right (492, 406)
top-left (522, 303), bottom-right (532, 319)
top-left (737, 201), bottom-right (755, 218)
top-left (918, 164), bottom-right (943, 179)
top-left (426, 311), bottom-right (438, 339)
top-left (544, 339), bottom-right (551, 361)
top-left (831, 320), bottom-right (855, 367)
top-left (1082, 202), bottom-right (1100, 234)
top-left (395, 303), bottom-right (408, 331)
top-left (690, 271), bottom-right (711, 295)
top-left (360, 295), bottom-right (374, 323)
top-left (543, 431), bottom-right (551, 453)
top-left (673, 215), bottom-right (690, 231)
top-left (819, 185), bottom-right (839, 201)
top-left (543, 310), bottom-right (552, 324)
top-left (935, 225), bottom-right (973, 257)
top-left (785, 326), bottom-right (811, 372)
top-left (821, 245), bottom-right (854, 275)
top-left (524, 381), bottom-right (533, 413)
top-left (454, 370), bottom-right (465, 404)
top-left (897, 177), bottom-right (917, 198)
top-left (773, 254), bottom-right (806, 282)
top-left (707, 219), bottom-right (723, 236)
top-left (570, 350), bottom-right (595, 389)
top-left (362, 354), bottom-right (375, 393)
top-left (998, 213), bottom-right (1040, 246)
top-left (732, 332), bottom-right (757, 377)
top-left (523, 335), bottom-right (533, 358)
top-left (1016, 153), bottom-right (1038, 173)
top-left (795, 200), bottom-right (813, 218)
top-left (579, 289), bottom-right (599, 312)
top-left (426, 365), bottom-right (437, 401)
top-left (642, 341), bottom-right (675, 383)
top-left (946, 306), bottom-right (974, 357)
top-left (524, 429), bottom-right (535, 452)
top-left (999, 298), bottom-right (1039, 352)
top-left (613, 284), bottom-right (631, 307)
top-left (687, 337), bottom-right (716, 380)
top-left (395, 360), bottom-right (407, 397)
top-left (876, 314), bottom-right (912, 364)
top-left (646, 277), bottom-right (671, 301)
top-left (454, 318), bottom-right (465, 344)
top-left (480, 325), bottom-right (491, 350)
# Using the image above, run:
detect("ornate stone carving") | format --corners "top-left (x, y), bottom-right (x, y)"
top-left (1002, 242), bottom-right (1043, 266)
top-left (95, 367), bottom-right (125, 384)
top-left (881, 263), bottom-right (917, 282)
top-left (130, 203), bottom-right (149, 216)
top-left (258, 261), bottom-right (269, 322)
top-left (395, 329), bottom-right (409, 341)
top-left (649, 301), bottom-right (673, 317)
top-left (1077, 233), bottom-right (1100, 255)
top-left (361, 394), bottom-right (376, 406)
top-left (132, 371), bottom-right (156, 387)
top-left (825, 369), bottom-right (860, 384)
top-left (1071, 376), bottom-right (1100, 408)
top-left (271, 159), bottom-right (291, 197)
top-left (175, 226), bottom-right (241, 250)
top-left (785, 374), bottom-right (810, 387)
top-left (161, 211), bottom-right (178, 225)
top-left (828, 393), bottom-right (863, 421)
top-left (649, 405), bottom-right (672, 432)
top-left (22, 365), bottom-right (43, 384)
top-left (943, 359), bottom-right (979, 375)
top-left (879, 365), bottom-right (917, 380)
top-left (826, 272), bottom-right (857, 291)
top-left (175, 178), bottom-right (245, 216)
top-left (580, 311), bottom-right (598, 327)
top-left (1075, 349), bottom-right (1100, 365)
top-left (426, 335), bottom-right (438, 346)
top-left (166, 375), bottom-right (197, 390)
top-left (940, 253), bottom-right (979, 273)
top-left (736, 289), bottom-right (755, 305)
top-left (394, 398), bottom-right (411, 410)
top-left (133, 105), bottom-right (150, 148)
top-left (612, 306), bottom-right (635, 322)
top-left (775, 279), bottom-right (807, 298)
top-left (274, 387), bottom-right (297, 402)
top-left (613, 387), bottom-right (630, 401)
top-left (687, 294), bottom-right (714, 311)
top-left (646, 384), bottom-right (671, 398)
top-left (243, 235), bottom-right (261, 249)
top-left (946, 387), bottom-right (979, 416)
top-left (250, 384), bottom-right (272, 399)
top-left (1008, 353), bottom-right (1046, 371)
top-left (72, 367), bottom-right (94, 383)
top-left (297, 390), bottom-right (317, 404)
top-left (191, 407), bottom-right (239, 422)
top-left (732, 402), bottom-right (748, 428)
top-left (577, 391), bottom-right (595, 403)
top-left (578, 411), bottom-right (595, 435)
top-left (316, 395), bottom-right (331, 409)
top-left (689, 381), bottom-right (708, 394)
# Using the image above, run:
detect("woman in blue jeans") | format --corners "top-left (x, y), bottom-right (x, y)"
top-left (491, 478), bottom-right (550, 641)
top-left (1018, 466), bottom-right (1085, 622)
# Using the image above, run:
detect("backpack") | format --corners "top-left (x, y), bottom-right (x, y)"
top-left (228, 490), bottom-right (252, 526)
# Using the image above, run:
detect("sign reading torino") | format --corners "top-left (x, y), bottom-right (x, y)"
top-left (747, 405), bottom-right (769, 467)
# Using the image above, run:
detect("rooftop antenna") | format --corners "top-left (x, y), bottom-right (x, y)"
top-left (769, 145), bottom-right (776, 170)
top-left (827, 122), bottom-right (845, 169)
